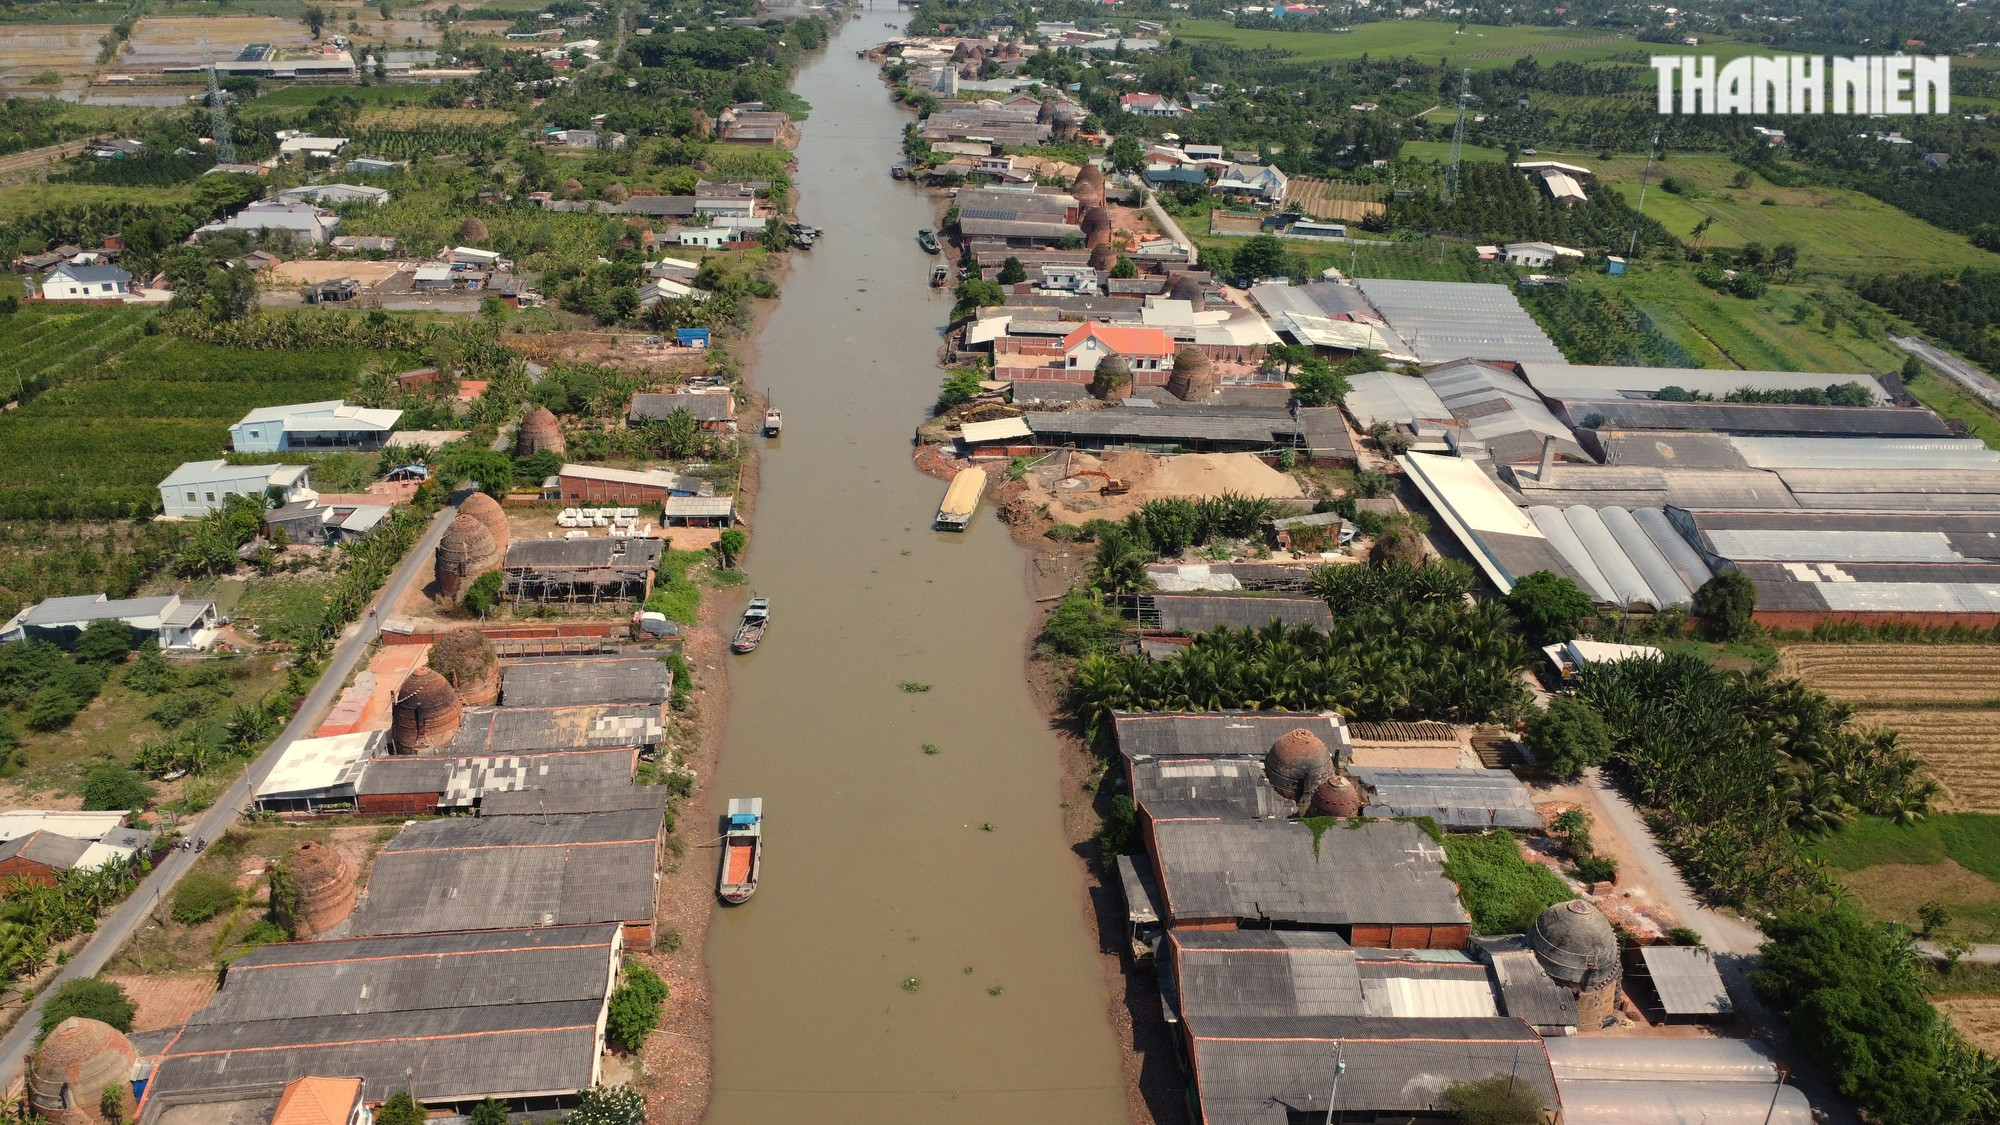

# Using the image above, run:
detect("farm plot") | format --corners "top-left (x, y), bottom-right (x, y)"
top-left (120, 16), bottom-right (313, 71)
top-left (1855, 710), bottom-right (2000, 813)
top-left (1779, 645), bottom-right (2000, 706)
top-left (1937, 997), bottom-right (2000, 1057)
top-left (0, 25), bottom-right (105, 98)
top-left (1284, 176), bottom-right (1385, 223)
top-left (358, 105), bottom-right (520, 128)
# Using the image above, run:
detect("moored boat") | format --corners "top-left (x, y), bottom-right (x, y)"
top-left (935, 467), bottom-right (987, 531)
top-left (718, 797), bottom-right (763, 903)
top-left (930, 263), bottom-right (949, 287)
top-left (916, 228), bottom-right (940, 254)
top-left (731, 596), bottom-right (770, 653)
top-left (764, 406), bottom-right (782, 435)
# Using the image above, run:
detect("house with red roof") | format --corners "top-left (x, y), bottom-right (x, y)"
top-left (1063, 323), bottom-right (1176, 385)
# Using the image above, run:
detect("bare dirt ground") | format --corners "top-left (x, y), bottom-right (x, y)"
top-left (269, 261), bottom-right (407, 288)
top-left (0, 28), bottom-right (104, 97)
top-left (101, 973), bottom-right (218, 1033)
top-left (1526, 779), bottom-right (1692, 944)
top-left (121, 16), bottom-right (315, 70)
top-left (1017, 449), bottom-right (1303, 525)
top-left (1936, 995), bottom-right (2000, 1056)
top-left (506, 332), bottom-right (712, 376)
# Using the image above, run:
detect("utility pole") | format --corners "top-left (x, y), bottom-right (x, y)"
top-left (1443, 68), bottom-right (1470, 205)
top-left (1760, 1066), bottom-right (1789, 1125)
top-left (1627, 130), bottom-right (1661, 260)
top-left (203, 36), bottom-right (235, 164)
top-left (1320, 1042), bottom-right (1346, 1125)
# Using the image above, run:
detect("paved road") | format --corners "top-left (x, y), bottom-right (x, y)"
top-left (1918, 940), bottom-right (2000, 964)
top-left (1585, 770), bottom-right (1857, 1124)
top-left (0, 502), bottom-right (458, 1086)
top-left (1892, 334), bottom-right (2000, 412)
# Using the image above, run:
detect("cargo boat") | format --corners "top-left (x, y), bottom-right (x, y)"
top-left (731, 597), bottom-right (770, 653)
top-left (718, 797), bottom-right (763, 904)
top-left (935, 467), bottom-right (986, 531)
top-left (916, 228), bottom-right (940, 254)
top-left (764, 406), bottom-right (782, 435)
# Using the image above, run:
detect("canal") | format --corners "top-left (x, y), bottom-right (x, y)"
top-left (700, 9), bottom-right (1132, 1125)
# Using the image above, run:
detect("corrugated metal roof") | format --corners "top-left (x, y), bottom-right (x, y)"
top-left (1728, 436), bottom-right (2000, 470)
top-left (1559, 1081), bottom-right (1812, 1125)
top-left (1354, 280), bottom-right (1567, 365)
top-left (1145, 593), bottom-right (1332, 633)
top-left (1636, 945), bottom-right (1733, 1015)
top-left (1116, 853), bottom-right (1163, 925)
top-left (500, 655), bottom-right (672, 708)
top-left (1345, 372), bottom-right (1451, 428)
top-left (1168, 930), bottom-right (1365, 1022)
top-left (1131, 756), bottom-right (1284, 819)
top-left (1544, 1035), bottom-right (1776, 1082)
top-left (1349, 766), bottom-right (1540, 830)
top-left (1150, 818), bottom-right (1469, 928)
top-left (1475, 939), bottom-right (1578, 1030)
top-left (1424, 359), bottom-right (1585, 465)
top-left (1520, 362), bottom-right (1889, 404)
top-left (1558, 398), bottom-right (1946, 437)
top-left (1114, 711), bottom-right (1350, 763)
top-left (1356, 957), bottom-right (1499, 1017)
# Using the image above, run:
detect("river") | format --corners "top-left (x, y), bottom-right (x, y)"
top-left (700, 10), bottom-right (1131, 1125)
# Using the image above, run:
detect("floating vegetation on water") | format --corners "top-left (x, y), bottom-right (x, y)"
top-left (922, 743), bottom-right (941, 756)
top-left (963, 966), bottom-right (974, 974)
top-left (987, 985), bottom-right (1004, 997)
top-left (899, 681), bottom-right (932, 693)
top-left (980, 822), bottom-right (995, 832)
top-left (901, 977), bottom-right (922, 992)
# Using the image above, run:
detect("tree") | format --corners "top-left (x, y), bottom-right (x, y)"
top-left (302, 5), bottom-right (327, 37)
top-left (1110, 255), bottom-right (1138, 280)
top-left (1231, 234), bottom-right (1286, 280)
top-left (1693, 570), bottom-right (1757, 641)
top-left (1526, 696), bottom-right (1612, 780)
top-left (716, 528), bottom-right (747, 568)
top-left (80, 764), bottom-right (153, 811)
top-left (952, 278), bottom-right (1005, 317)
top-left (375, 1093), bottom-right (426, 1125)
top-left (72, 619), bottom-right (134, 666)
top-left (935, 368), bottom-right (983, 412)
top-left (445, 447), bottom-right (514, 499)
top-left (1901, 354), bottom-right (1926, 382)
top-left (38, 978), bottom-right (135, 1038)
top-left (469, 1099), bottom-right (511, 1125)
top-left (1291, 358), bottom-right (1350, 408)
top-left (1442, 1075), bottom-right (1549, 1125)
top-left (648, 408), bottom-right (702, 459)
top-left (997, 257), bottom-right (1027, 284)
top-left (1106, 135), bottom-right (1144, 173)
top-left (567, 1085), bottom-right (646, 1125)
top-left (1091, 526), bottom-right (1152, 596)
top-left (1501, 571), bottom-right (1594, 644)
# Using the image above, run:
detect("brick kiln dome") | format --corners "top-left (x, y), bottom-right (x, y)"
top-left (460, 491), bottom-right (511, 551)
top-left (1090, 354), bottom-right (1133, 403)
top-left (1265, 728), bottom-right (1334, 801)
top-left (1080, 206), bottom-right (1113, 248)
top-left (429, 627), bottom-right (499, 707)
top-left (1531, 899), bottom-right (1621, 990)
top-left (1073, 164), bottom-right (1107, 208)
top-left (1168, 272), bottom-right (1207, 312)
top-left (280, 839), bottom-right (357, 937)
top-left (30, 1018), bottom-right (136, 1125)
top-left (435, 513), bottom-right (501, 599)
top-left (1309, 775), bottom-right (1365, 818)
top-left (1166, 346), bottom-right (1216, 403)
top-left (392, 666), bottom-right (463, 751)
top-left (1088, 242), bottom-right (1119, 271)
top-left (516, 406), bottom-right (566, 458)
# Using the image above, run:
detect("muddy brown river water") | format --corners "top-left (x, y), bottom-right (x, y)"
top-left (700, 10), bottom-right (1131, 1125)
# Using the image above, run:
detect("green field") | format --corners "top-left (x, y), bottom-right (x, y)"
top-left (1579, 153), bottom-right (2000, 276)
top-left (1401, 138), bottom-right (1508, 164)
top-left (1173, 19), bottom-right (1764, 67)
top-left (0, 181), bottom-right (200, 221)
top-left (1562, 264), bottom-right (1906, 374)
top-left (1812, 814), bottom-right (2000, 941)
top-left (1907, 371), bottom-right (2000, 449)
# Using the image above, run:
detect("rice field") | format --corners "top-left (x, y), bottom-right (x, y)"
top-left (0, 24), bottom-right (106, 98)
top-left (1283, 176), bottom-right (1385, 223)
top-left (1783, 645), bottom-right (2000, 812)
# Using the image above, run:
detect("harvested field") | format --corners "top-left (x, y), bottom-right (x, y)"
top-left (1936, 996), bottom-right (2000, 1057)
top-left (1856, 709), bottom-right (2000, 812)
top-left (122, 16), bottom-right (314, 71)
top-left (1779, 644), bottom-right (2000, 706)
top-left (1284, 176), bottom-right (1386, 223)
top-left (359, 105), bottom-right (520, 128)
top-left (1838, 860), bottom-right (2000, 924)
top-left (0, 26), bottom-right (105, 97)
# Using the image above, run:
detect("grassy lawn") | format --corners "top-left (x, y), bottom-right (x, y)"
top-left (1402, 138), bottom-right (1508, 164)
top-left (1907, 372), bottom-right (2000, 450)
top-left (1586, 153), bottom-right (2000, 277)
top-left (1175, 19), bottom-right (1635, 66)
top-left (1561, 264), bottom-right (1907, 373)
top-left (1813, 814), bottom-right (2000, 940)
top-left (233, 572), bottom-right (342, 646)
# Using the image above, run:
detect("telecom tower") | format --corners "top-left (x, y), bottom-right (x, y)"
top-left (204, 38), bottom-right (235, 164)
top-left (1444, 68), bottom-right (1470, 205)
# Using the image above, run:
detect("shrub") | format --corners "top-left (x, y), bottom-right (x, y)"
top-left (1441, 831), bottom-right (1574, 934)
top-left (1693, 570), bottom-right (1758, 640)
top-left (1572, 854), bottom-right (1618, 885)
top-left (1096, 795), bottom-right (1138, 860)
top-left (1501, 571), bottom-right (1594, 644)
top-left (375, 1093), bottom-right (426, 1125)
top-left (72, 619), bottom-right (135, 665)
top-left (38, 979), bottom-right (135, 1039)
top-left (567, 1085), bottom-right (645, 1125)
top-left (1442, 1075), bottom-right (1549, 1125)
top-left (80, 764), bottom-right (153, 811)
top-left (1039, 591), bottom-right (1126, 658)
top-left (25, 688), bottom-right (86, 732)
top-left (606, 962), bottom-right (669, 1051)
top-left (462, 569), bottom-right (504, 617)
top-left (935, 368), bottom-right (983, 412)
top-left (469, 1098), bottom-right (511, 1125)
top-left (171, 870), bottom-right (240, 925)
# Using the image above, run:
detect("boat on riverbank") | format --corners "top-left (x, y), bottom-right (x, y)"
top-left (929, 263), bottom-right (949, 287)
top-left (935, 467), bottom-right (986, 531)
top-left (718, 797), bottom-right (763, 904)
top-left (764, 406), bottom-right (782, 435)
top-left (732, 597), bottom-right (770, 653)
top-left (916, 228), bottom-right (940, 254)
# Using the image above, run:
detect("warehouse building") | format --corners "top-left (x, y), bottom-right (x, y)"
top-left (550, 463), bottom-right (710, 504)
top-left (1185, 1015), bottom-right (1558, 1123)
top-left (353, 745), bottom-right (640, 815)
top-left (1545, 1037), bottom-right (1813, 1125)
top-left (442, 701), bottom-right (667, 756)
top-left (1135, 593), bottom-right (1333, 634)
top-left (252, 730), bottom-right (384, 813)
top-left (347, 805), bottom-right (664, 943)
top-left (1424, 358), bottom-right (1587, 465)
top-left (139, 924), bottom-right (622, 1118)
top-left (1518, 362), bottom-right (1889, 405)
top-left (502, 537), bottom-right (665, 605)
top-left (1556, 399), bottom-right (1950, 438)
top-left (501, 653), bottom-right (673, 707)
top-left (1346, 766), bottom-right (1541, 830)
top-left (1352, 279), bottom-right (1567, 365)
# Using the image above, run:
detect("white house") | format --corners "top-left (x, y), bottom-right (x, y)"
top-left (39, 263), bottom-right (131, 301)
top-left (230, 400), bottom-right (403, 453)
top-left (1502, 241), bottom-right (1585, 267)
top-left (158, 459), bottom-right (315, 519)
top-left (1120, 92), bottom-right (1190, 118)
top-left (277, 135), bottom-right (349, 159)
top-left (638, 278), bottom-right (710, 306)
top-left (677, 227), bottom-right (736, 249)
top-left (277, 183), bottom-right (391, 207)
top-left (446, 246), bottom-right (504, 267)
top-left (196, 200), bottom-right (341, 245)
top-left (1213, 163), bottom-right (1289, 204)
top-left (1, 593), bottom-right (220, 652)
top-left (345, 155), bottom-right (408, 175)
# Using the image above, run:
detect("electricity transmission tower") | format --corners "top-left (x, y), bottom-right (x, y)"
top-left (1443, 68), bottom-right (1470, 205)
top-left (1627, 130), bottom-right (1662, 259)
top-left (204, 37), bottom-right (235, 164)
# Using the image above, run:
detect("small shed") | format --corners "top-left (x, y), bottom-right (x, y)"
top-left (1631, 944), bottom-right (1733, 1021)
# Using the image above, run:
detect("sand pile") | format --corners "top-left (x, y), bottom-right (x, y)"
top-left (1028, 451), bottom-right (1302, 524)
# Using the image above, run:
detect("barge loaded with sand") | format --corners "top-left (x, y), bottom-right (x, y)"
top-left (935, 467), bottom-right (986, 531)
top-left (719, 797), bottom-right (764, 904)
